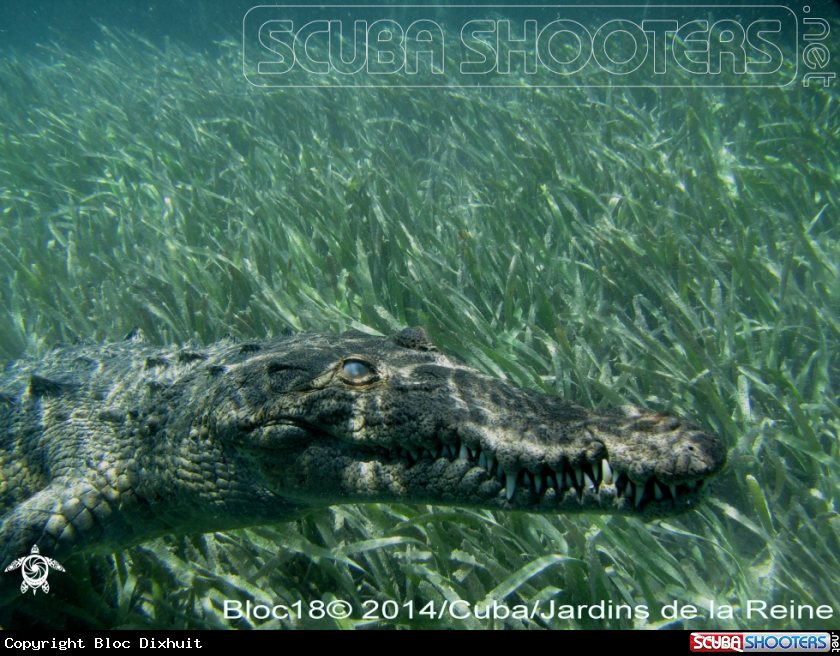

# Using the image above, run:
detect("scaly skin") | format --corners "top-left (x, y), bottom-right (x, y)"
top-left (0, 326), bottom-right (727, 572)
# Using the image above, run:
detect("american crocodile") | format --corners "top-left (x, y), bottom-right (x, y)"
top-left (0, 326), bottom-right (726, 572)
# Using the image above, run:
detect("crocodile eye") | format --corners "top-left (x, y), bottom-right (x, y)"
top-left (341, 359), bottom-right (371, 380)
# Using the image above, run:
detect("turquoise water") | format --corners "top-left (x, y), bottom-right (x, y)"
top-left (0, 2), bottom-right (838, 630)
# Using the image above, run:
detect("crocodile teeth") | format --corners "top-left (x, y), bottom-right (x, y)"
top-left (635, 483), bottom-right (644, 507)
top-left (459, 443), bottom-right (469, 460)
top-left (478, 451), bottom-right (487, 469)
top-left (423, 449), bottom-right (431, 459)
top-left (602, 460), bottom-right (613, 485)
top-left (400, 449), bottom-right (409, 458)
top-left (506, 471), bottom-right (517, 501)
top-left (442, 445), bottom-right (452, 459)
top-left (573, 468), bottom-right (583, 488)
top-left (523, 471), bottom-right (532, 487)
top-left (486, 453), bottom-right (495, 474)
top-left (410, 450), bottom-right (419, 461)
top-left (654, 482), bottom-right (663, 501)
top-left (565, 472), bottom-right (574, 489)
top-left (624, 481), bottom-right (633, 498)
top-left (583, 472), bottom-right (595, 490)
top-left (670, 485), bottom-right (677, 500)
top-left (545, 474), bottom-right (555, 489)
top-left (469, 447), bottom-right (477, 459)
top-left (534, 472), bottom-right (542, 494)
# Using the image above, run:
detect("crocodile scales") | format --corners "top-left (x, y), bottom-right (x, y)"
top-left (0, 326), bottom-right (727, 570)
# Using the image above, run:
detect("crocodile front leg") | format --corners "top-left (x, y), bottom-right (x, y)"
top-left (0, 476), bottom-right (167, 587)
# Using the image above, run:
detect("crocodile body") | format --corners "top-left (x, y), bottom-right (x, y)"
top-left (0, 326), bottom-right (726, 572)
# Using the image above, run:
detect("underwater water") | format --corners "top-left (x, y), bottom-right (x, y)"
top-left (0, 0), bottom-right (838, 630)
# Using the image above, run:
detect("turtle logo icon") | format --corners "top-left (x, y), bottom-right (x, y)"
top-left (4, 545), bottom-right (66, 595)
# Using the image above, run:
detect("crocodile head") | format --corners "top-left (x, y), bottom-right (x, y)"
top-left (209, 327), bottom-right (727, 519)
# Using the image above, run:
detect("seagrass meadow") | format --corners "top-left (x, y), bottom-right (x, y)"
top-left (0, 26), bottom-right (839, 630)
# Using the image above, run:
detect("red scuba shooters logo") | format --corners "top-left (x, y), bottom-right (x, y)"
top-left (691, 632), bottom-right (832, 652)
top-left (692, 634), bottom-right (744, 652)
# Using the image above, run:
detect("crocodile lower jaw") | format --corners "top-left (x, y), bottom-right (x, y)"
top-left (251, 437), bottom-right (712, 517)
